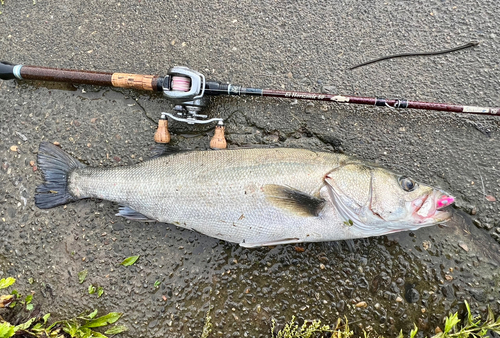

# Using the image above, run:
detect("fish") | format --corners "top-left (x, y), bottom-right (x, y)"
top-left (35, 142), bottom-right (454, 248)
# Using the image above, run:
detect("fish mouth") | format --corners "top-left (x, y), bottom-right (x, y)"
top-left (411, 190), bottom-right (455, 224)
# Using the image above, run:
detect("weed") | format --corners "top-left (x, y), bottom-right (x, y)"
top-left (0, 277), bottom-right (127, 338)
top-left (270, 301), bottom-right (500, 338)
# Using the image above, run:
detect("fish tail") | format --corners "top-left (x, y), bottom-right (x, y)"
top-left (35, 142), bottom-right (86, 209)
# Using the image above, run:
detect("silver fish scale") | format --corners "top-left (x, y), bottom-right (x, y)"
top-left (69, 148), bottom-right (354, 246)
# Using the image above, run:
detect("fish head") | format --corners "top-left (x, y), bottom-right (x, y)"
top-left (324, 163), bottom-right (454, 236)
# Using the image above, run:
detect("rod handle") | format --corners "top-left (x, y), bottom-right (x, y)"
top-left (0, 62), bottom-right (163, 91)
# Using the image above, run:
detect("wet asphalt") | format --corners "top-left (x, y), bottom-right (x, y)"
top-left (1, 1), bottom-right (500, 337)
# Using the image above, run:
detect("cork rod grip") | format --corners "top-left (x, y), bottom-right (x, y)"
top-left (111, 73), bottom-right (158, 91)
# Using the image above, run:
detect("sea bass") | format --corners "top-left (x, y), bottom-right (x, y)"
top-left (35, 142), bottom-right (454, 247)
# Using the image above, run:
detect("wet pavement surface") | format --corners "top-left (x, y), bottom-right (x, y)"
top-left (1, 1), bottom-right (500, 337)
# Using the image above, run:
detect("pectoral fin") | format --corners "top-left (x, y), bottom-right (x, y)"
top-left (262, 184), bottom-right (325, 217)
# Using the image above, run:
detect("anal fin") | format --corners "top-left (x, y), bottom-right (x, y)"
top-left (116, 206), bottom-right (156, 222)
top-left (240, 237), bottom-right (301, 248)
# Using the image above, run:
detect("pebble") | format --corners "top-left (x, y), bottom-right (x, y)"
top-left (491, 233), bottom-right (500, 243)
top-left (355, 301), bottom-right (367, 308)
top-left (441, 285), bottom-right (454, 299)
top-left (305, 102), bottom-right (315, 114)
top-left (321, 85), bottom-right (336, 93)
top-left (405, 287), bottom-right (420, 303)
top-left (422, 241), bottom-right (431, 250)
top-left (16, 132), bottom-right (28, 141)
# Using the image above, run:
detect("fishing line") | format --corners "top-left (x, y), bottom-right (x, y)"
top-left (349, 41), bottom-right (480, 70)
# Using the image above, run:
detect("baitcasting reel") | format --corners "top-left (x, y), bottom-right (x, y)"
top-left (154, 66), bottom-right (226, 149)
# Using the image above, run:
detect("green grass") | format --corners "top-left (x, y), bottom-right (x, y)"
top-left (271, 316), bottom-right (353, 338)
top-left (0, 277), bottom-right (127, 338)
top-left (268, 302), bottom-right (500, 338)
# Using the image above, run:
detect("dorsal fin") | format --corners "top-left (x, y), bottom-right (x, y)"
top-left (262, 184), bottom-right (325, 217)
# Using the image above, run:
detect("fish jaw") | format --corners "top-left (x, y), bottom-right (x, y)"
top-left (380, 191), bottom-right (455, 235)
top-left (409, 189), bottom-right (455, 225)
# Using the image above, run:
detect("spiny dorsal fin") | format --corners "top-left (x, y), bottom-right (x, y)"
top-left (262, 184), bottom-right (325, 217)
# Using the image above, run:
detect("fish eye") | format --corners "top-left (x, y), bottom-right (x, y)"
top-left (398, 176), bottom-right (417, 192)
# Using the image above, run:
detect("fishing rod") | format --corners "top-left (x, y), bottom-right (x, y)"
top-left (1, 61), bottom-right (498, 149)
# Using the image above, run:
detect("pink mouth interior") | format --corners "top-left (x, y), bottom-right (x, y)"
top-left (436, 196), bottom-right (455, 209)
top-left (412, 194), bottom-right (455, 221)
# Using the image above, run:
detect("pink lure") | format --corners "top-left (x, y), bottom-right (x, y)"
top-left (437, 196), bottom-right (455, 209)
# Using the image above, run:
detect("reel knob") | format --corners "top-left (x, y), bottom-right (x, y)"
top-left (210, 123), bottom-right (227, 150)
top-left (154, 116), bottom-right (171, 143)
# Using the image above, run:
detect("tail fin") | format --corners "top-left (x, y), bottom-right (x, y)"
top-left (35, 142), bottom-right (86, 209)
